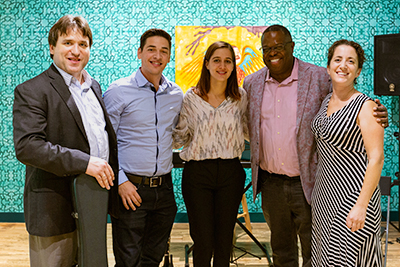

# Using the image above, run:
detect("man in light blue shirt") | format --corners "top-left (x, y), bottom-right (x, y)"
top-left (104, 28), bottom-right (183, 267)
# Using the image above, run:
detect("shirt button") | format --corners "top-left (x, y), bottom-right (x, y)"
top-left (278, 100), bottom-right (280, 102)
top-left (277, 132), bottom-right (280, 134)
top-left (277, 115), bottom-right (280, 118)
top-left (278, 148), bottom-right (281, 151)
top-left (281, 163), bottom-right (284, 165)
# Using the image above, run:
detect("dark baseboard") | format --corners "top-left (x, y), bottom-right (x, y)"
top-left (1, 211), bottom-right (398, 223)
top-left (0, 212), bottom-right (25, 222)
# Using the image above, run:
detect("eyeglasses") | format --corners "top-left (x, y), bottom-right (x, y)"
top-left (260, 42), bottom-right (292, 54)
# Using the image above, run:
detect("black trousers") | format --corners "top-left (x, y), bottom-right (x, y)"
top-left (182, 158), bottom-right (246, 267)
top-left (111, 174), bottom-right (177, 267)
top-left (259, 169), bottom-right (311, 267)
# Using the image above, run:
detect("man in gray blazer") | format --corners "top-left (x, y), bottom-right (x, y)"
top-left (13, 15), bottom-right (118, 267)
top-left (243, 25), bottom-right (387, 267)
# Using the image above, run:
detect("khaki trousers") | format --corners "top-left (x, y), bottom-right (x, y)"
top-left (29, 230), bottom-right (78, 267)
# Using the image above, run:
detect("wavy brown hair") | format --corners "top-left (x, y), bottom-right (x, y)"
top-left (195, 41), bottom-right (241, 101)
top-left (48, 15), bottom-right (92, 59)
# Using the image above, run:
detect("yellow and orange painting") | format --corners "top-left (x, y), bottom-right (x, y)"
top-left (175, 26), bottom-right (267, 93)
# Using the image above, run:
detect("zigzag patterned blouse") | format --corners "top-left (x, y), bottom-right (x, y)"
top-left (173, 87), bottom-right (249, 162)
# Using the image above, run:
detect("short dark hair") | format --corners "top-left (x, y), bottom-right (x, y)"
top-left (195, 41), bottom-right (241, 101)
top-left (48, 15), bottom-right (93, 59)
top-left (262, 24), bottom-right (293, 43)
top-left (140, 28), bottom-right (172, 51)
top-left (327, 39), bottom-right (366, 69)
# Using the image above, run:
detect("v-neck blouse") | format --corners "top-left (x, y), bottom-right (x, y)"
top-left (173, 87), bottom-right (249, 161)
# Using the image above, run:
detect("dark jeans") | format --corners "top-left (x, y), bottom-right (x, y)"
top-left (182, 158), bottom-right (246, 267)
top-left (111, 174), bottom-right (177, 267)
top-left (259, 169), bottom-right (311, 267)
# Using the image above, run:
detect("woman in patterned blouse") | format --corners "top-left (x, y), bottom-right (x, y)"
top-left (173, 41), bottom-right (249, 266)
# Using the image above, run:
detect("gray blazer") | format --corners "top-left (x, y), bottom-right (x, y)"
top-left (243, 58), bottom-right (331, 203)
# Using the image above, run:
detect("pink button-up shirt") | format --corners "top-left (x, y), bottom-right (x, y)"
top-left (259, 59), bottom-right (300, 177)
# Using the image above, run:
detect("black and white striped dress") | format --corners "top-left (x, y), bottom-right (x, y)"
top-left (311, 93), bottom-right (382, 266)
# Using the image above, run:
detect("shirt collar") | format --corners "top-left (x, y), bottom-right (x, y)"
top-left (53, 63), bottom-right (92, 88)
top-left (134, 68), bottom-right (172, 93)
top-left (266, 58), bottom-right (299, 85)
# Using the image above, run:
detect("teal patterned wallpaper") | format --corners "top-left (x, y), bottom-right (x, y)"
top-left (1, 0), bottom-right (400, 217)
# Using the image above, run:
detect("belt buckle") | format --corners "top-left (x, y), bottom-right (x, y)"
top-left (149, 177), bottom-right (162, 187)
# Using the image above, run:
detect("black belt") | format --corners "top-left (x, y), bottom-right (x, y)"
top-left (260, 169), bottom-right (300, 180)
top-left (125, 172), bottom-right (171, 188)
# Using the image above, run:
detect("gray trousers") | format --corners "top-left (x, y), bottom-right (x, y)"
top-left (29, 230), bottom-right (78, 267)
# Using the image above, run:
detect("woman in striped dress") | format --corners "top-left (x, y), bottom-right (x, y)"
top-left (311, 40), bottom-right (384, 266)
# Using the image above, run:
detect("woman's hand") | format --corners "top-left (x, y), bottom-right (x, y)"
top-left (346, 204), bottom-right (367, 232)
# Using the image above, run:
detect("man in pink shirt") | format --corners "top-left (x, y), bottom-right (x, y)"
top-left (243, 25), bottom-right (388, 267)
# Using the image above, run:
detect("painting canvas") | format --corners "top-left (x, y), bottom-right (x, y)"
top-left (175, 26), bottom-right (267, 93)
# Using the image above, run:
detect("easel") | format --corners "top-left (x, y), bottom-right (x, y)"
top-left (231, 166), bottom-right (273, 266)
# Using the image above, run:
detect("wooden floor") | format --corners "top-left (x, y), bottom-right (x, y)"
top-left (1, 222), bottom-right (400, 266)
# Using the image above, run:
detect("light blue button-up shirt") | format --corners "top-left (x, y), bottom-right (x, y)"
top-left (54, 64), bottom-right (109, 161)
top-left (103, 69), bottom-right (183, 185)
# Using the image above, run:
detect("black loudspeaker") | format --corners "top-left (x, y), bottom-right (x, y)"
top-left (374, 33), bottom-right (400, 96)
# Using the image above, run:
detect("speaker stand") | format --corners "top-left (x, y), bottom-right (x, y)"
top-left (394, 129), bottom-right (400, 232)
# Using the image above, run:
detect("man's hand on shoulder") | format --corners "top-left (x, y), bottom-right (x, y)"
top-left (85, 156), bottom-right (115, 190)
top-left (373, 99), bottom-right (389, 128)
top-left (118, 181), bottom-right (142, 210)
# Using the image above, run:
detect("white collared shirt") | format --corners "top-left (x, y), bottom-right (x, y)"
top-left (54, 63), bottom-right (109, 161)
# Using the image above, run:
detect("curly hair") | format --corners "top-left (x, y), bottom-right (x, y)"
top-left (261, 24), bottom-right (293, 43)
top-left (327, 39), bottom-right (365, 69)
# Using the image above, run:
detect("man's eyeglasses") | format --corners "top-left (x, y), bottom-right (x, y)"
top-left (260, 42), bottom-right (292, 54)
